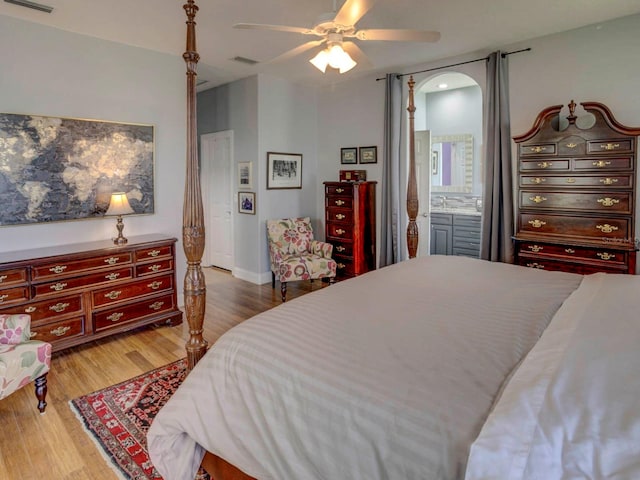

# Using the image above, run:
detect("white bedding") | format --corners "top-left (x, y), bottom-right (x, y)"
top-left (147, 256), bottom-right (582, 480)
top-left (465, 273), bottom-right (640, 480)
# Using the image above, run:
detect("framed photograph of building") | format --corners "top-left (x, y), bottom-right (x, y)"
top-left (267, 152), bottom-right (302, 189)
top-left (359, 146), bottom-right (377, 164)
top-left (238, 161), bottom-right (252, 189)
top-left (238, 191), bottom-right (256, 214)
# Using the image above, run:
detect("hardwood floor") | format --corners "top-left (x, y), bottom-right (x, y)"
top-left (0, 267), bottom-right (328, 480)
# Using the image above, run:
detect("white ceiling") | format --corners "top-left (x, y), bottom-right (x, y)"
top-left (2, 0), bottom-right (640, 91)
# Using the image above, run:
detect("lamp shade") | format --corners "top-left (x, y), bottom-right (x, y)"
top-left (106, 192), bottom-right (134, 216)
top-left (310, 44), bottom-right (356, 74)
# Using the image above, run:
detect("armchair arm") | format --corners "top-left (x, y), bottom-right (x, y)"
top-left (310, 240), bottom-right (334, 258)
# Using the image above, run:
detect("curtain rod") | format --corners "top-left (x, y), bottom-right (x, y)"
top-left (375, 47), bottom-right (531, 81)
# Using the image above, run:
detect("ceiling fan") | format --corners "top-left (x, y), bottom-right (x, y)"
top-left (233, 0), bottom-right (440, 73)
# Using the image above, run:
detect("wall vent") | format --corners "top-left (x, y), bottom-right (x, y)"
top-left (4, 0), bottom-right (53, 13)
top-left (232, 56), bottom-right (259, 65)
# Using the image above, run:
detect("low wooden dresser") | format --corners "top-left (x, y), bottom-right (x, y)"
top-left (0, 234), bottom-right (183, 352)
top-left (324, 181), bottom-right (376, 280)
top-left (514, 101), bottom-right (639, 274)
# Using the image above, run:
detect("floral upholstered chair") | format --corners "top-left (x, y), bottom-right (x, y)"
top-left (0, 314), bottom-right (52, 413)
top-left (267, 217), bottom-right (337, 302)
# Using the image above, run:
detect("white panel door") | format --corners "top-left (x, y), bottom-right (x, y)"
top-left (415, 130), bottom-right (431, 257)
top-left (201, 131), bottom-right (234, 270)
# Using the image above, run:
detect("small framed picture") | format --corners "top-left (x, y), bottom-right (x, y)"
top-left (238, 191), bottom-right (256, 214)
top-left (359, 146), bottom-right (377, 164)
top-left (238, 162), bottom-right (252, 189)
top-left (341, 147), bottom-right (357, 164)
top-left (267, 152), bottom-right (303, 189)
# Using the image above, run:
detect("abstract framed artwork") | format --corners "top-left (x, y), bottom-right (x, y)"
top-left (0, 113), bottom-right (154, 226)
top-left (267, 152), bottom-right (302, 189)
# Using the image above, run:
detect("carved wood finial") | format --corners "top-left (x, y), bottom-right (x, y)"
top-left (567, 99), bottom-right (577, 124)
top-left (406, 75), bottom-right (419, 259)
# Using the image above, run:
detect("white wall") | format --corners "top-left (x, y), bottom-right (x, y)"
top-left (0, 15), bottom-right (187, 295)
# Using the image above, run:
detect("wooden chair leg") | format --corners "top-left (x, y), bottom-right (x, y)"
top-left (281, 282), bottom-right (287, 302)
top-left (34, 373), bottom-right (48, 414)
top-left (271, 272), bottom-right (275, 289)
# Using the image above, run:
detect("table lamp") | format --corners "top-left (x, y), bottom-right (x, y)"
top-left (105, 192), bottom-right (134, 245)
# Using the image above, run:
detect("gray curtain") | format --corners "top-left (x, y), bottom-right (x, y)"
top-left (379, 73), bottom-right (403, 267)
top-left (480, 51), bottom-right (514, 263)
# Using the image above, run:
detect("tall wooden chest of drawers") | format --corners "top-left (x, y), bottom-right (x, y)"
top-left (514, 101), bottom-right (639, 274)
top-left (0, 234), bottom-right (183, 352)
top-left (324, 181), bottom-right (377, 280)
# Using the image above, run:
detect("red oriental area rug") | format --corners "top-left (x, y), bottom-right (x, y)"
top-left (69, 358), bottom-right (210, 480)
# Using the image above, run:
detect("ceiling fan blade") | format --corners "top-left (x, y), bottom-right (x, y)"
top-left (333, 0), bottom-right (376, 27)
top-left (233, 23), bottom-right (318, 36)
top-left (342, 41), bottom-right (373, 69)
top-left (267, 40), bottom-right (326, 64)
top-left (355, 29), bottom-right (441, 42)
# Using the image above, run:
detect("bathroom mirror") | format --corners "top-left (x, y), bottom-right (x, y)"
top-left (431, 134), bottom-right (473, 193)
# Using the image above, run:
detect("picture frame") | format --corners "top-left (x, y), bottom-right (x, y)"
top-left (238, 191), bottom-right (256, 214)
top-left (359, 146), bottom-right (377, 164)
top-left (341, 147), bottom-right (358, 164)
top-left (267, 152), bottom-right (302, 189)
top-left (237, 161), bottom-right (252, 189)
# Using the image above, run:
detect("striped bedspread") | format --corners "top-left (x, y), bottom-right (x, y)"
top-left (147, 256), bottom-right (582, 480)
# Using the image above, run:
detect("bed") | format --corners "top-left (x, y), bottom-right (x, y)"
top-left (148, 2), bottom-right (640, 479)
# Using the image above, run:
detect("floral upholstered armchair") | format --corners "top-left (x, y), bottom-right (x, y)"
top-left (0, 314), bottom-right (52, 413)
top-left (267, 217), bottom-right (337, 302)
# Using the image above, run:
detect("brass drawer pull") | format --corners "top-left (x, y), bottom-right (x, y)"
top-left (335, 213), bottom-right (346, 220)
top-left (147, 250), bottom-right (161, 257)
top-left (148, 264), bottom-right (162, 272)
top-left (50, 326), bottom-right (71, 337)
top-left (149, 301), bottom-right (165, 311)
top-left (597, 252), bottom-right (616, 260)
top-left (599, 178), bottom-right (618, 185)
top-left (566, 142), bottom-right (577, 148)
top-left (105, 272), bottom-right (121, 281)
top-left (565, 248), bottom-right (576, 254)
top-left (49, 265), bottom-right (68, 274)
top-left (49, 302), bottom-right (70, 313)
top-left (0, 294), bottom-right (8, 302)
top-left (104, 257), bottom-right (119, 265)
top-left (529, 195), bottom-right (547, 203)
top-left (107, 312), bottom-right (124, 322)
top-left (104, 290), bottom-right (122, 300)
top-left (335, 246), bottom-right (346, 252)
top-left (528, 219), bottom-right (546, 228)
top-left (335, 229), bottom-right (346, 235)
top-left (50, 282), bottom-right (67, 291)
top-left (593, 160), bottom-right (612, 168)
top-left (526, 262), bottom-right (545, 269)
top-left (597, 197), bottom-right (620, 207)
top-left (530, 177), bottom-right (546, 184)
top-left (566, 178), bottom-right (576, 184)
top-left (148, 281), bottom-right (163, 290)
top-left (596, 224), bottom-right (619, 234)
top-left (600, 143), bottom-right (620, 151)
top-left (334, 199), bottom-right (345, 206)
top-left (29, 331), bottom-right (38, 338)
top-left (530, 146), bottom-right (546, 153)
top-left (527, 245), bottom-right (543, 253)
top-left (537, 161), bottom-right (552, 168)
top-left (335, 188), bottom-right (345, 193)
top-left (0, 275), bottom-right (7, 283)
top-left (337, 263), bottom-right (346, 269)
top-left (25, 306), bottom-right (37, 313)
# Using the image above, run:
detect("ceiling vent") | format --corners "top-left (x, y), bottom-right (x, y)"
top-left (232, 56), bottom-right (259, 65)
top-left (4, 0), bottom-right (53, 13)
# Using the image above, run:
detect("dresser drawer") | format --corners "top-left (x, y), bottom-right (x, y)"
top-left (519, 174), bottom-right (633, 189)
top-left (334, 256), bottom-right (355, 277)
top-left (0, 268), bottom-right (28, 287)
top-left (326, 223), bottom-right (353, 240)
top-left (587, 139), bottom-right (634, 154)
top-left (516, 255), bottom-right (627, 274)
top-left (520, 159), bottom-right (569, 171)
top-left (33, 267), bottom-right (133, 298)
top-left (135, 259), bottom-right (173, 277)
top-left (325, 196), bottom-right (353, 209)
top-left (92, 274), bottom-right (174, 307)
top-left (30, 316), bottom-right (85, 343)
top-left (326, 207), bottom-right (353, 223)
top-left (325, 184), bottom-right (354, 196)
top-left (517, 241), bottom-right (629, 266)
top-left (32, 252), bottom-right (132, 280)
top-left (0, 286), bottom-right (30, 307)
top-left (135, 245), bottom-right (173, 262)
top-left (94, 293), bottom-right (176, 332)
top-left (332, 242), bottom-right (353, 256)
top-left (519, 143), bottom-right (557, 156)
top-left (519, 191), bottom-right (632, 214)
top-left (0, 295), bottom-right (83, 321)
top-left (518, 213), bottom-right (630, 239)
top-left (573, 157), bottom-right (633, 171)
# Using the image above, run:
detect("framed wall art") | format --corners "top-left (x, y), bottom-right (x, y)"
top-left (267, 152), bottom-right (302, 189)
top-left (359, 146), bottom-right (377, 164)
top-left (238, 161), bottom-right (252, 189)
top-left (0, 112), bottom-right (154, 226)
top-left (341, 147), bottom-right (357, 164)
top-left (238, 191), bottom-right (256, 214)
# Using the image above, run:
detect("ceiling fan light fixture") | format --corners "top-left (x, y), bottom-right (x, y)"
top-left (310, 43), bottom-right (356, 74)
top-left (309, 49), bottom-right (329, 73)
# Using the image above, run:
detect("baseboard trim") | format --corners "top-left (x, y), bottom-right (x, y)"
top-left (233, 267), bottom-right (271, 285)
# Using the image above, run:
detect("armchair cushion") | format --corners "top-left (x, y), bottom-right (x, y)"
top-left (0, 340), bottom-right (51, 401)
top-left (0, 314), bottom-right (32, 345)
top-left (311, 240), bottom-right (334, 259)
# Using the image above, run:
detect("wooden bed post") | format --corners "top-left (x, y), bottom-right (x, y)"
top-left (182, 0), bottom-right (208, 370)
top-left (406, 76), bottom-right (419, 258)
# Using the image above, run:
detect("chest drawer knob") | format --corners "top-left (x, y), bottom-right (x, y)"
top-left (149, 301), bottom-right (165, 311)
top-left (527, 245), bottom-right (543, 253)
top-left (565, 248), bottom-right (576, 254)
top-left (335, 228), bottom-right (346, 235)
top-left (600, 143), bottom-right (620, 151)
top-left (596, 224), bottom-right (618, 234)
top-left (0, 275), bottom-right (7, 283)
top-left (530, 177), bottom-right (546, 184)
top-left (335, 246), bottom-right (346, 252)
top-left (528, 219), bottom-right (547, 228)
top-left (530, 146), bottom-right (547, 153)
top-left (50, 282), bottom-right (67, 291)
top-left (104, 257), bottom-right (119, 265)
top-left (0, 294), bottom-right (8, 303)
top-left (49, 265), bottom-right (68, 274)
top-left (148, 264), bottom-right (162, 272)
top-left (334, 200), bottom-right (345, 206)
top-left (599, 178), bottom-right (618, 185)
top-left (335, 213), bottom-right (346, 220)
top-left (337, 263), bottom-right (346, 269)
top-left (597, 252), bottom-right (616, 260)
top-left (566, 178), bottom-right (576, 184)
top-left (147, 250), bottom-right (161, 257)
top-left (50, 326), bottom-right (71, 337)
top-left (104, 290), bottom-right (122, 300)
top-left (597, 197), bottom-right (620, 207)
top-left (592, 160), bottom-right (612, 168)
top-left (335, 188), bottom-right (345, 193)
top-left (526, 262), bottom-right (545, 269)
top-left (29, 331), bottom-right (38, 338)
top-left (107, 312), bottom-right (124, 322)
top-left (49, 302), bottom-right (70, 313)
top-left (566, 142), bottom-right (577, 148)
top-left (148, 281), bottom-right (163, 290)
top-left (537, 161), bottom-right (552, 168)
top-left (529, 195), bottom-right (547, 203)
top-left (105, 272), bottom-right (121, 281)
top-left (25, 306), bottom-right (37, 313)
